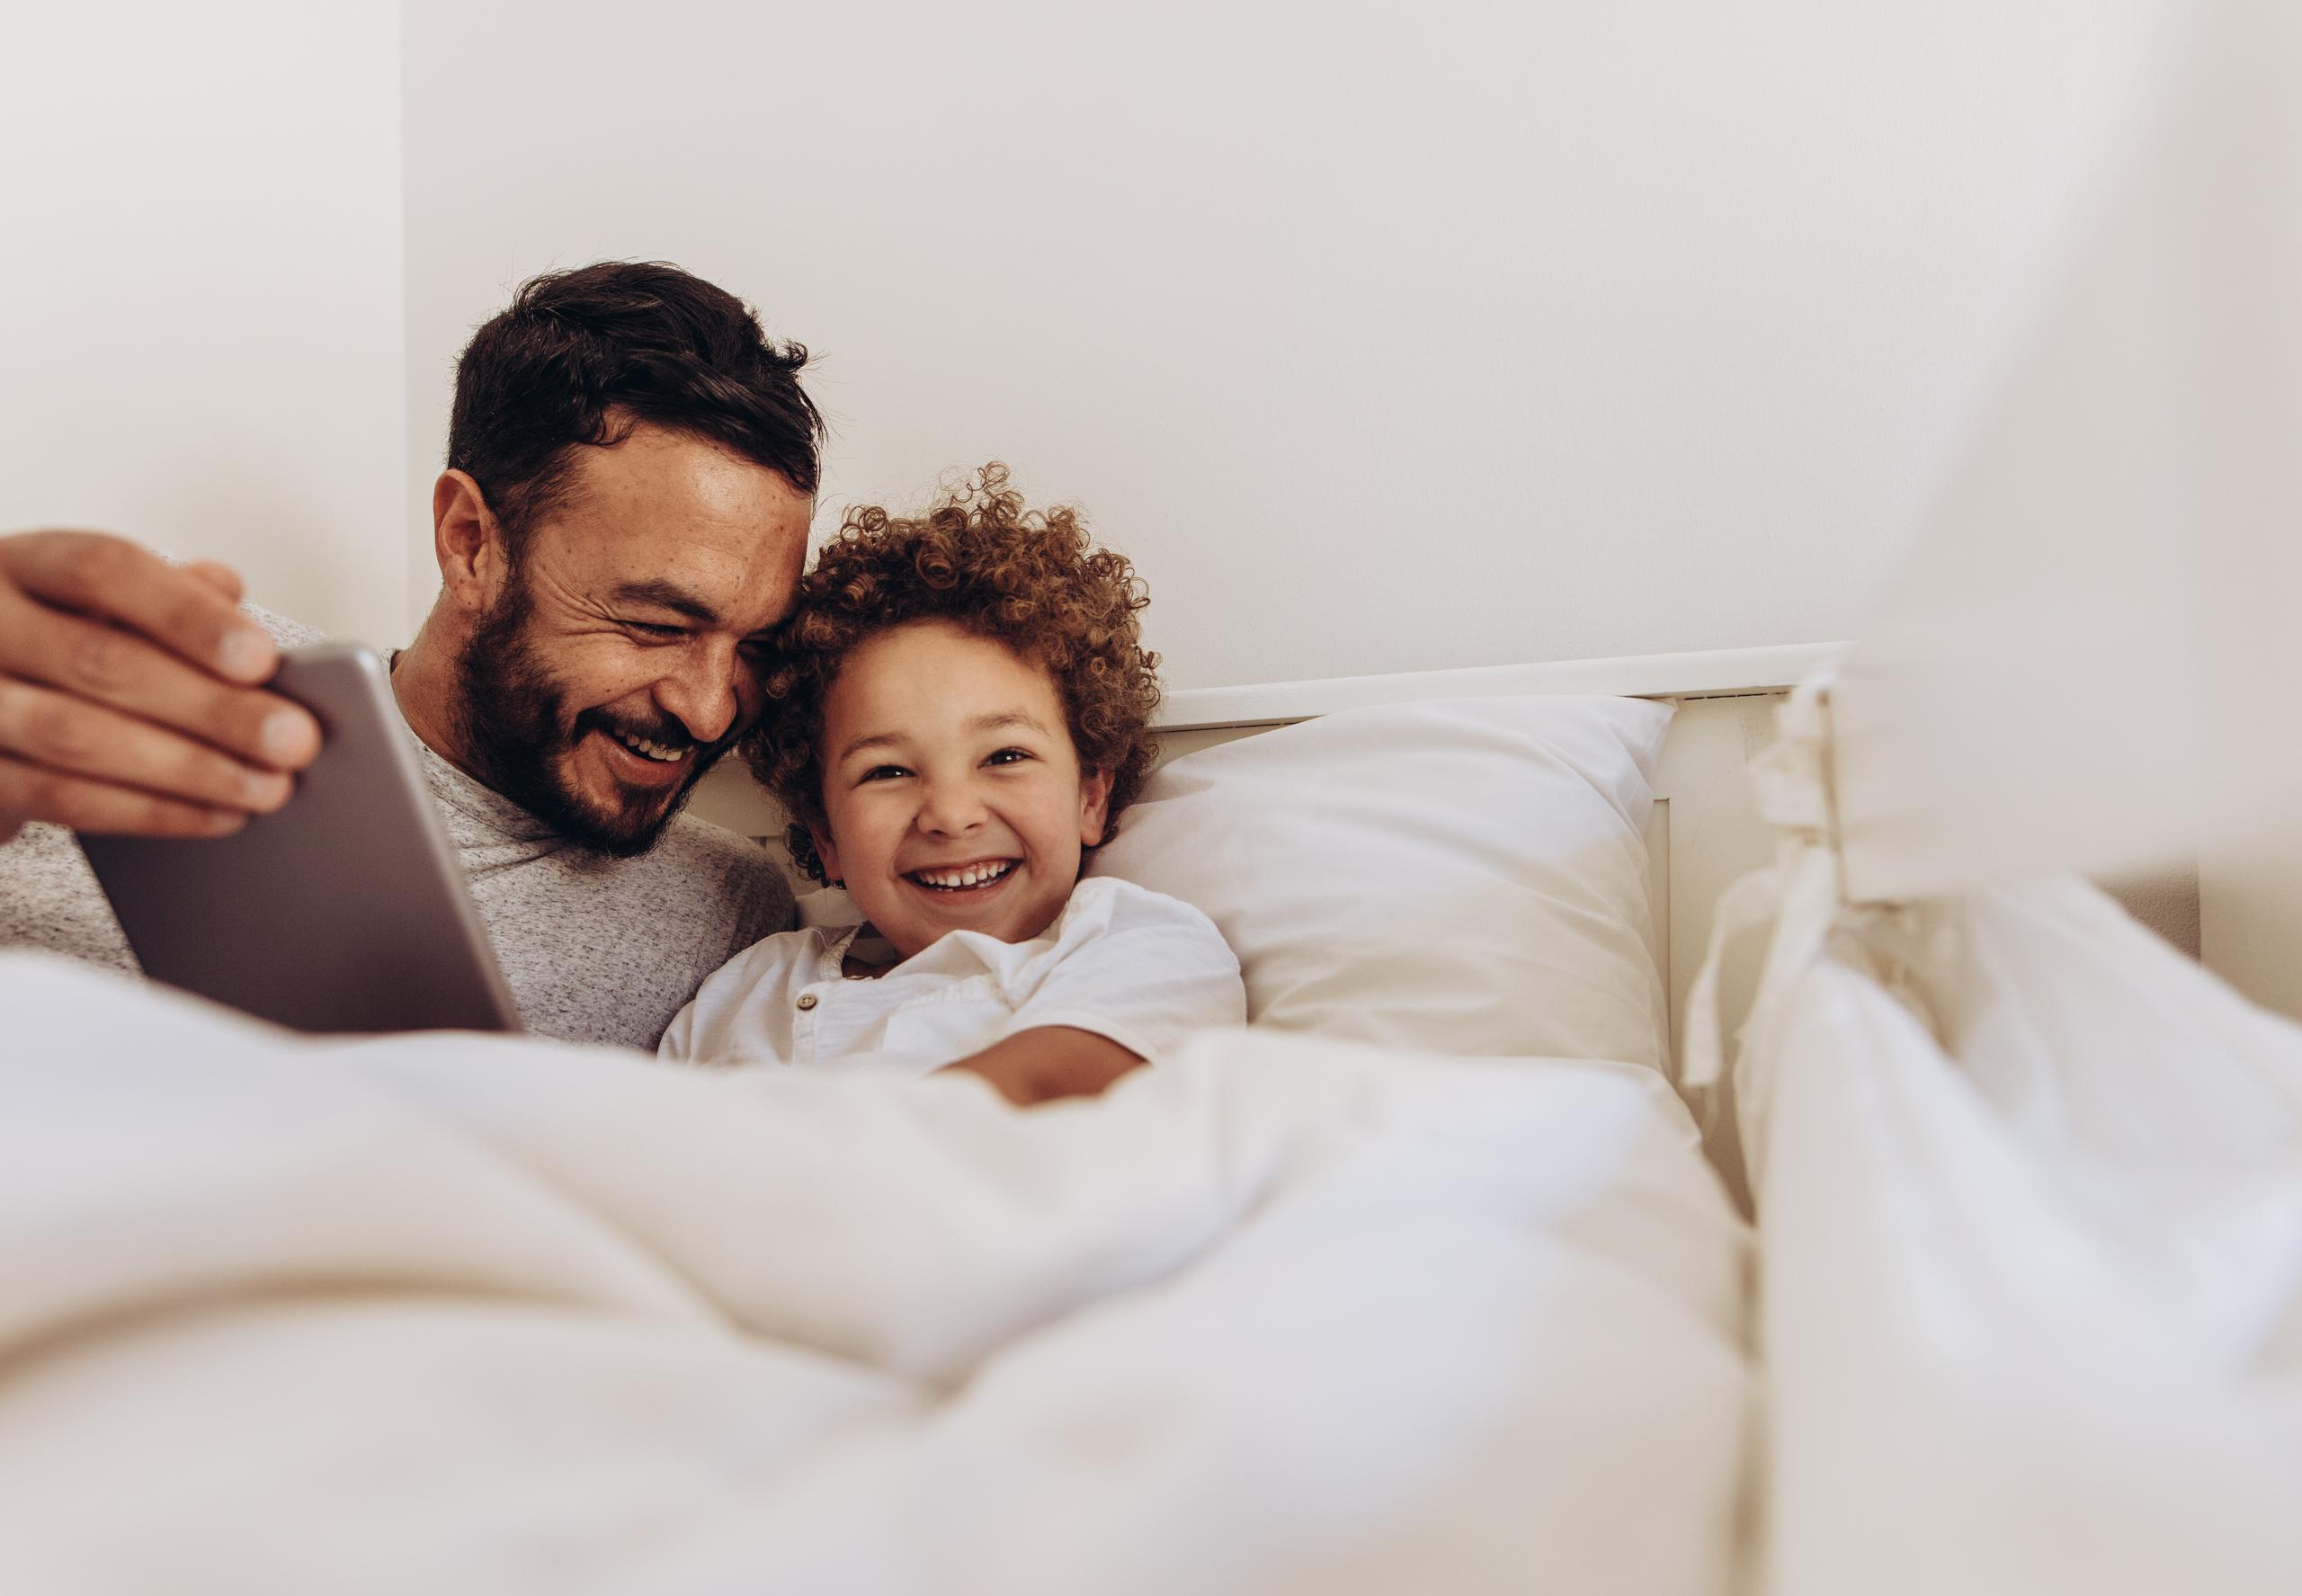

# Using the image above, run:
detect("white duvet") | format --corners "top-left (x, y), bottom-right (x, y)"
top-left (0, 955), bottom-right (1750, 1596)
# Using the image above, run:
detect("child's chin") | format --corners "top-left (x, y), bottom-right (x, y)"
top-left (891, 887), bottom-right (1069, 952)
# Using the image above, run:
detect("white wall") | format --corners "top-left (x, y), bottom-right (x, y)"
top-left (2202, 843), bottom-right (2302, 1021)
top-left (401, 0), bottom-right (2166, 688)
top-left (6, 3), bottom-right (2175, 686)
top-left (0, 2), bottom-right (407, 645)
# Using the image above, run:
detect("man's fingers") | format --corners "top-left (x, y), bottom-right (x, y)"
top-left (2, 531), bottom-right (277, 684)
top-left (0, 753), bottom-right (249, 839)
top-left (185, 560), bottom-right (246, 603)
top-left (0, 531), bottom-right (305, 843)
top-left (0, 598), bottom-right (319, 772)
top-left (0, 679), bottom-right (296, 816)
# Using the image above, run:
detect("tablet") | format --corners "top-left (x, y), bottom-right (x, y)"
top-left (79, 643), bottom-right (523, 1034)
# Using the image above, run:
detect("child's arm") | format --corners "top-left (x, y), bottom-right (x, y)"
top-left (938, 1026), bottom-right (1143, 1106)
top-left (940, 879), bottom-right (1244, 1103)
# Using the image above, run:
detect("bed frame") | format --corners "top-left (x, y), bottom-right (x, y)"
top-left (688, 642), bottom-right (1841, 1070)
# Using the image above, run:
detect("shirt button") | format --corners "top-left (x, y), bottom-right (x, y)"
top-left (796, 992), bottom-right (819, 1012)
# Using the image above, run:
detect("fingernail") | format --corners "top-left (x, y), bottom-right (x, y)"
top-left (205, 809), bottom-right (249, 835)
top-left (219, 629), bottom-right (273, 682)
top-left (241, 768), bottom-right (292, 809)
top-left (261, 709), bottom-right (316, 762)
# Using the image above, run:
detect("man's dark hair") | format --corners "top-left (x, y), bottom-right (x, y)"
top-left (446, 261), bottom-right (824, 550)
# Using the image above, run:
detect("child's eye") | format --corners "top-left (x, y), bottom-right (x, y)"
top-left (860, 765), bottom-right (910, 783)
top-left (984, 748), bottom-right (1033, 767)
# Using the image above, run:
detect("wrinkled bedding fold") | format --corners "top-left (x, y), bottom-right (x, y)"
top-left (0, 955), bottom-right (1752, 1596)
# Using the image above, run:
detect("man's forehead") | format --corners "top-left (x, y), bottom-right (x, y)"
top-left (565, 513), bottom-right (807, 587)
top-left (570, 422), bottom-right (785, 500)
top-left (535, 428), bottom-right (813, 620)
top-left (555, 428), bottom-right (809, 529)
top-left (547, 522), bottom-right (808, 634)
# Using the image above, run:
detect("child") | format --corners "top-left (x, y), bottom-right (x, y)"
top-left (657, 466), bottom-right (1244, 1104)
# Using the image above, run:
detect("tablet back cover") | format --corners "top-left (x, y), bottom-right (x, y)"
top-left (79, 644), bottom-right (523, 1034)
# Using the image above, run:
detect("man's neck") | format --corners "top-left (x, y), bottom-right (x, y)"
top-left (389, 623), bottom-right (479, 779)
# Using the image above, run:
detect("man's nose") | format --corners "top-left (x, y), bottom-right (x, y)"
top-left (655, 639), bottom-right (742, 745)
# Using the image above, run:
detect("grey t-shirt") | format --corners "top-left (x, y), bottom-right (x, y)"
top-left (0, 610), bottom-right (792, 1052)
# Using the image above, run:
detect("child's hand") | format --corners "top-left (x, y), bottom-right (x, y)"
top-left (940, 1026), bottom-right (1142, 1106)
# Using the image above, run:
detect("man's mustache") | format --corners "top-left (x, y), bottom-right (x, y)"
top-left (576, 707), bottom-right (728, 761)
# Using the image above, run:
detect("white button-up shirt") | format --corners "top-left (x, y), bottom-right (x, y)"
top-left (657, 877), bottom-right (1244, 1074)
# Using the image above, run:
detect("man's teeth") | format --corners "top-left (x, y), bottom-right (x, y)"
top-left (911, 861), bottom-right (1016, 889)
top-left (611, 728), bottom-right (684, 763)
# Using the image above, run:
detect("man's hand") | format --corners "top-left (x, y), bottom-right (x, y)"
top-left (940, 1025), bottom-right (1145, 1106)
top-left (0, 531), bottom-right (323, 845)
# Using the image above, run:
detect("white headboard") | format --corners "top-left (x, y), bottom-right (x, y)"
top-left (687, 643), bottom-right (1842, 1067)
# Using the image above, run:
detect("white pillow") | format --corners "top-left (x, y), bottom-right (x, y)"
top-left (1087, 695), bottom-right (1672, 1068)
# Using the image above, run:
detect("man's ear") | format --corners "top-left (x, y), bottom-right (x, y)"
top-left (432, 469), bottom-right (513, 616)
top-left (1077, 768), bottom-right (1115, 847)
top-left (809, 826), bottom-right (844, 888)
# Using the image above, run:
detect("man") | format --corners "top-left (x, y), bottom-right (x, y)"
top-left (0, 262), bottom-right (820, 1048)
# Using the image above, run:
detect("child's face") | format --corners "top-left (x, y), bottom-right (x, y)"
top-left (812, 619), bottom-right (1113, 961)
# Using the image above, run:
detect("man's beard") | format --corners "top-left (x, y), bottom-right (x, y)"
top-left (451, 580), bottom-right (727, 858)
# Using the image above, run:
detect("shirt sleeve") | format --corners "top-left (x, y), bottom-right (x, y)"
top-left (999, 878), bottom-right (1245, 1061)
top-left (659, 930), bottom-right (799, 1065)
top-left (238, 600), bottom-right (326, 649)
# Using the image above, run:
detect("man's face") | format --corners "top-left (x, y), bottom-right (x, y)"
top-left (454, 424), bottom-right (813, 855)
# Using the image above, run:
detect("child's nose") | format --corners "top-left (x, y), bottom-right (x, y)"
top-left (916, 777), bottom-right (988, 835)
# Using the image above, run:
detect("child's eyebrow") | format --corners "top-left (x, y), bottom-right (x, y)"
top-left (968, 712), bottom-right (1053, 737)
top-left (833, 712), bottom-right (1052, 765)
top-left (835, 731), bottom-right (905, 763)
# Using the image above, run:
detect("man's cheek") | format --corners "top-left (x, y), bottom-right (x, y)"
top-left (729, 676), bottom-right (770, 737)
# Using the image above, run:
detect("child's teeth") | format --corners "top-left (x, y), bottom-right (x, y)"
top-left (917, 861), bottom-right (1011, 888)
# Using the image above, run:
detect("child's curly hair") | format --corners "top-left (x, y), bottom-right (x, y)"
top-left (745, 464), bottom-right (1161, 885)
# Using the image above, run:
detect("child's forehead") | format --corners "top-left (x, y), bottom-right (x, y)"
top-left (830, 619), bottom-right (1060, 714)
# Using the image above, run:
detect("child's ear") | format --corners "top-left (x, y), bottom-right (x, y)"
top-left (1077, 769), bottom-right (1114, 847)
top-left (809, 826), bottom-right (844, 887)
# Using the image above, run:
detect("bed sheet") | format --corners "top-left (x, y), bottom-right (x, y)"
top-left (0, 955), bottom-right (1752, 1596)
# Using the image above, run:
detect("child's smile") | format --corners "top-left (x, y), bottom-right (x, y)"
top-left (812, 620), bottom-right (1111, 963)
top-left (906, 858), bottom-right (1019, 892)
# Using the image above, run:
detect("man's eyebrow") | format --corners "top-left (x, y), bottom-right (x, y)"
top-left (608, 579), bottom-right (722, 626)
